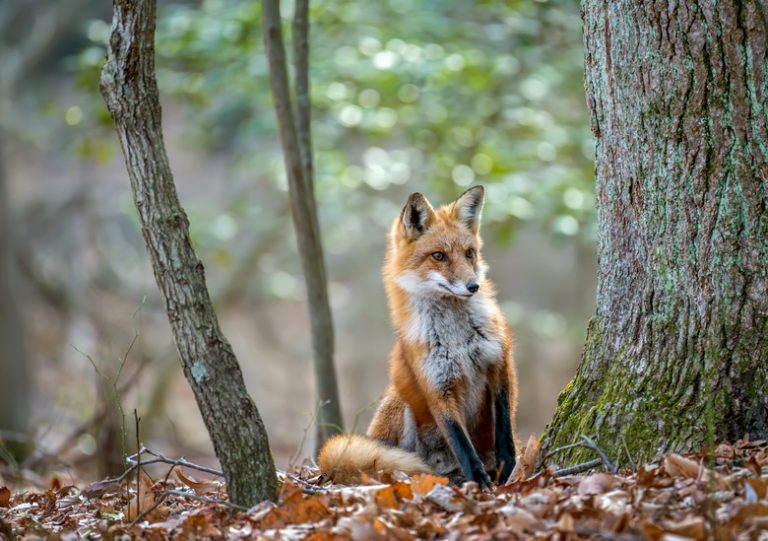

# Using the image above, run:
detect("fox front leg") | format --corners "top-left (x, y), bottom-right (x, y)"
top-left (494, 386), bottom-right (516, 483)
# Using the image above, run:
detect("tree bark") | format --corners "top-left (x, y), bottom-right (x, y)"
top-left (0, 134), bottom-right (31, 462)
top-left (544, 0), bottom-right (768, 466)
top-left (263, 0), bottom-right (344, 449)
top-left (100, 0), bottom-right (277, 505)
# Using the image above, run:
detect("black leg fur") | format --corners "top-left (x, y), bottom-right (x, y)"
top-left (443, 416), bottom-right (492, 488)
top-left (494, 388), bottom-right (516, 483)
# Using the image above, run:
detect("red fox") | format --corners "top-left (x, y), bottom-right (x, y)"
top-left (319, 186), bottom-right (518, 486)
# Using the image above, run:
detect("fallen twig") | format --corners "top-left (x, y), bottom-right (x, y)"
top-left (278, 471), bottom-right (327, 494)
top-left (542, 441), bottom-right (588, 463)
top-left (103, 447), bottom-right (223, 486)
top-left (621, 434), bottom-right (636, 471)
top-left (553, 458), bottom-right (603, 477)
top-left (580, 435), bottom-right (618, 474)
top-left (134, 411), bottom-right (141, 520)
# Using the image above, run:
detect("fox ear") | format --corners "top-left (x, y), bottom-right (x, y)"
top-left (400, 192), bottom-right (435, 240)
top-left (452, 185), bottom-right (485, 234)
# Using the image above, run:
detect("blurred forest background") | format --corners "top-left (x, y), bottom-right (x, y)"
top-left (1, 0), bottom-right (597, 479)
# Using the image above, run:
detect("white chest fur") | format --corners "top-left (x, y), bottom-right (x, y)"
top-left (403, 293), bottom-right (503, 400)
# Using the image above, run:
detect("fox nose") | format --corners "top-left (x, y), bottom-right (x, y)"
top-left (466, 280), bottom-right (479, 294)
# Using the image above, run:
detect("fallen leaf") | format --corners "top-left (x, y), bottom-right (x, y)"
top-left (665, 454), bottom-right (700, 479)
top-left (595, 489), bottom-right (630, 515)
top-left (0, 487), bottom-right (9, 507)
top-left (498, 503), bottom-right (540, 535)
top-left (665, 453), bottom-right (727, 489)
top-left (81, 479), bottom-right (120, 498)
top-left (746, 478), bottom-right (767, 500)
top-left (426, 483), bottom-right (462, 512)
top-left (410, 473), bottom-right (449, 495)
top-left (577, 472), bottom-right (618, 495)
top-left (124, 473), bottom-right (156, 522)
top-left (554, 512), bottom-right (575, 533)
top-left (374, 481), bottom-right (412, 508)
top-left (663, 516), bottom-right (706, 540)
top-left (259, 486), bottom-right (331, 529)
top-left (175, 469), bottom-right (218, 495)
top-left (181, 512), bottom-right (222, 537)
top-left (508, 434), bottom-right (541, 483)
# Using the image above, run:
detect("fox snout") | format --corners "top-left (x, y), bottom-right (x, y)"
top-left (466, 280), bottom-right (479, 294)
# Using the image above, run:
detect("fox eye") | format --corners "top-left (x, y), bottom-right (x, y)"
top-left (466, 248), bottom-right (475, 259)
top-left (431, 251), bottom-right (447, 262)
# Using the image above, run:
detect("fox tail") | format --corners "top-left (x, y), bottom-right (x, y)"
top-left (317, 434), bottom-right (430, 484)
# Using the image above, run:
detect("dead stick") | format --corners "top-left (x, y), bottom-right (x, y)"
top-left (136, 449), bottom-right (223, 477)
top-left (134, 410), bottom-right (141, 518)
top-left (542, 441), bottom-right (589, 462)
top-left (553, 458), bottom-right (602, 477)
top-left (112, 457), bottom-right (221, 482)
top-left (104, 449), bottom-right (223, 485)
top-left (621, 434), bottom-right (636, 471)
top-left (580, 435), bottom-right (618, 473)
top-left (278, 471), bottom-right (327, 494)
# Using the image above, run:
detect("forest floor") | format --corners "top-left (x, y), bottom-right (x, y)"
top-left (2, 437), bottom-right (768, 540)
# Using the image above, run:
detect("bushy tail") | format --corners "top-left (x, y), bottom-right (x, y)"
top-left (318, 434), bottom-right (430, 484)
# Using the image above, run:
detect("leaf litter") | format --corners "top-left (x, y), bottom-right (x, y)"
top-left (3, 437), bottom-right (768, 539)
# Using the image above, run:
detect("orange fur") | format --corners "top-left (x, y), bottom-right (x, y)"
top-left (318, 434), bottom-right (430, 484)
top-left (318, 186), bottom-right (518, 485)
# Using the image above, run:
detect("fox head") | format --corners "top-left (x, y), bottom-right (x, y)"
top-left (386, 185), bottom-right (487, 300)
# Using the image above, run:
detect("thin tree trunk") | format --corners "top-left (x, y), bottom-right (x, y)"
top-left (100, 0), bottom-right (277, 505)
top-left (263, 0), bottom-right (343, 449)
top-left (544, 0), bottom-right (768, 466)
top-left (0, 134), bottom-right (31, 462)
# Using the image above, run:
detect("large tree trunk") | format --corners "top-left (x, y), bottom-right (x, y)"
top-left (544, 1), bottom-right (768, 466)
top-left (263, 0), bottom-right (343, 450)
top-left (100, 0), bottom-right (277, 505)
top-left (0, 134), bottom-right (31, 462)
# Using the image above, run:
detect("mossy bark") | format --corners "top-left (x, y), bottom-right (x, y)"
top-left (544, 1), bottom-right (768, 466)
top-left (101, 0), bottom-right (277, 505)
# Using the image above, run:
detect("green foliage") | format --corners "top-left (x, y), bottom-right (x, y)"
top-left (73, 0), bottom-right (595, 255)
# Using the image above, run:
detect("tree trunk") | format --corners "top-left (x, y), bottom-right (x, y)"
top-left (544, 0), bottom-right (768, 466)
top-left (263, 0), bottom-right (344, 450)
top-left (0, 134), bottom-right (31, 462)
top-left (100, 0), bottom-right (277, 505)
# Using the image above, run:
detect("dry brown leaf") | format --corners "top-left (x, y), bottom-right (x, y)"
top-left (123, 473), bottom-right (156, 522)
top-left (746, 478), bottom-right (767, 500)
top-left (81, 479), bottom-right (120, 498)
top-left (0, 487), bottom-right (10, 508)
top-left (665, 453), bottom-right (727, 489)
top-left (175, 469), bottom-right (218, 495)
top-left (735, 503), bottom-right (768, 522)
top-left (303, 531), bottom-right (351, 541)
top-left (554, 512), bottom-right (575, 533)
top-left (498, 504), bottom-right (540, 535)
top-left (374, 482), bottom-right (412, 509)
top-left (425, 483), bottom-right (462, 512)
top-left (410, 473), bottom-right (449, 495)
top-left (519, 488), bottom-right (559, 518)
top-left (663, 516), bottom-right (706, 540)
top-left (577, 472), bottom-right (618, 495)
top-left (181, 512), bottom-right (222, 537)
top-left (259, 486), bottom-right (332, 529)
top-left (508, 434), bottom-right (541, 483)
top-left (595, 489), bottom-right (630, 516)
top-left (664, 454), bottom-right (701, 479)
top-left (638, 519), bottom-right (665, 540)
